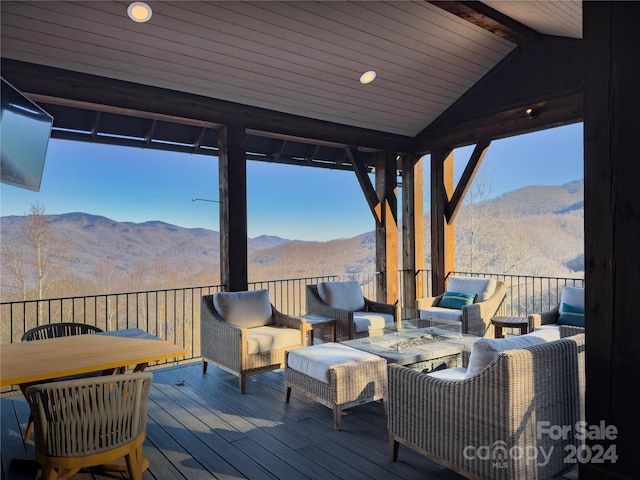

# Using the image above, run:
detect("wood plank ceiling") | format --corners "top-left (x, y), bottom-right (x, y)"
top-left (0, 1), bottom-right (583, 167)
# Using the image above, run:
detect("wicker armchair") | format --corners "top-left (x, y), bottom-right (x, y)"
top-left (528, 286), bottom-right (585, 338)
top-left (24, 372), bottom-right (153, 480)
top-left (306, 281), bottom-right (398, 341)
top-left (388, 334), bottom-right (585, 480)
top-left (417, 278), bottom-right (506, 337)
top-left (21, 322), bottom-right (104, 442)
top-left (201, 290), bottom-right (307, 393)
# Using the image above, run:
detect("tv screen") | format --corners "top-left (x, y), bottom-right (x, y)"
top-left (1, 77), bottom-right (53, 192)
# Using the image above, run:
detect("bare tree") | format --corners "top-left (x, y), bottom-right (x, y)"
top-left (1, 203), bottom-right (72, 302)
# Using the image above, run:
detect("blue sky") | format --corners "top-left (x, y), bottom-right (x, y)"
top-left (0, 122), bottom-right (583, 241)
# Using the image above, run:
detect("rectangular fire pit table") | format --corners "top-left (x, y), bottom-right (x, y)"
top-left (341, 323), bottom-right (479, 372)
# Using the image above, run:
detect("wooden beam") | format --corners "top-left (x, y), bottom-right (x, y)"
top-left (446, 140), bottom-right (491, 222)
top-left (582, 2), bottom-right (640, 478)
top-left (218, 126), bottom-right (248, 292)
top-left (1, 59), bottom-right (414, 154)
top-left (375, 151), bottom-right (399, 305)
top-left (402, 154), bottom-right (424, 317)
top-left (430, 1), bottom-right (539, 44)
top-left (346, 146), bottom-right (381, 226)
top-left (430, 148), bottom-right (455, 295)
top-left (415, 36), bottom-right (582, 153)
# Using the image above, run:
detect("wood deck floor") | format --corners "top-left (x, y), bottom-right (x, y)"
top-left (2, 362), bottom-right (466, 480)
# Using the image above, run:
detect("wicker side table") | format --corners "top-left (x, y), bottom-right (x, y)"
top-left (491, 316), bottom-right (531, 338)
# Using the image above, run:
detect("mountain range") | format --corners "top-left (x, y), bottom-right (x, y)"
top-left (0, 180), bottom-right (584, 297)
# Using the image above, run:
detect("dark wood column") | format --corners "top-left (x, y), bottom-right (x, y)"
top-left (401, 154), bottom-right (424, 318)
top-left (430, 148), bottom-right (455, 295)
top-left (375, 151), bottom-right (399, 305)
top-left (582, 2), bottom-right (640, 478)
top-left (218, 125), bottom-right (248, 292)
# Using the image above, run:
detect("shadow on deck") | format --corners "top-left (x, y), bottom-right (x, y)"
top-left (2, 362), bottom-right (464, 480)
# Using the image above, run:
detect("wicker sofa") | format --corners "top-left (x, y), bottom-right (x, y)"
top-left (388, 333), bottom-right (585, 479)
top-left (416, 276), bottom-right (507, 337)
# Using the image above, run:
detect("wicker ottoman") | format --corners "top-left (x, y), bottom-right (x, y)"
top-left (285, 343), bottom-right (387, 430)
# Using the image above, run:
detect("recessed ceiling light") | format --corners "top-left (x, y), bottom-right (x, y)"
top-left (360, 70), bottom-right (376, 84)
top-left (128, 2), bottom-right (152, 23)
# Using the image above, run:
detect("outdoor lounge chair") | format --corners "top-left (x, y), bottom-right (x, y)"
top-left (388, 333), bottom-right (585, 479)
top-left (528, 286), bottom-right (585, 338)
top-left (416, 276), bottom-right (506, 337)
top-left (201, 289), bottom-right (307, 393)
top-left (24, 372), bottom-right (153, 480)
top-left (305, 280), bottom-right (398, 341)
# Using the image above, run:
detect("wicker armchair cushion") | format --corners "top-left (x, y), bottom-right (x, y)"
top-left (246, 326), bottom-right (303, 354)
top-left (560, 286), bottom-right (584, 310)
top-left (213, 289), bottom-right (272, 328)
top-left (287, 343), bottom-right (381, 383)
top-left (464, 334), bottom-right (547, 379)
top-left (530, 324), bottom-right (562, 341)
top-left (419, 307), bottom-right (463, 322)
top-left (353, 311), bottom-right (394, 334)
top-left (317, 281), bottom-right (365, 311)
top-left (426, 367), bottom-right (467, 381)
top-left (447, 276), bottom-right (497, 302)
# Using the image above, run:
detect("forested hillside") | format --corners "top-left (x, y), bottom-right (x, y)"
top-left (0, 180), bottom-right (583, 301)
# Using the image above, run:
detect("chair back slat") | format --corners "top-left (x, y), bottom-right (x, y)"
top-left (25, 373), bottom-right (152, 457)
top-left (22, 322), bottom-right (103, 342)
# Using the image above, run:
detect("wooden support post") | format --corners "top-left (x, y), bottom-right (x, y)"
top-left (375, 151), bottom-right (398, 306)
top-left (401, 154), bottom-right (424, 318)
top-left (218, 125), bottom-right (248, 292)
top-left (430, 149), bottom-right (455, 296)
top-left (582, 2), bottom-right (640, 478)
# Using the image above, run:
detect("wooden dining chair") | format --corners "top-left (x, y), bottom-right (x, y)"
top-left (24, 372), bottom-right (153, 480)
top-left (21, 322), bottom-right (104, 441)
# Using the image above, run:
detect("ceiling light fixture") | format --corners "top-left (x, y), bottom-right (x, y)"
top-left (360, 70), bottom-right (376, 84)
top-left (127, 2), bottom-right (152, 23)
top-left (525, 107), bottom-right (537, 119)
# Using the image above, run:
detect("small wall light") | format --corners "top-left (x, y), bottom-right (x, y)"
top-left (360, 70), bottom-right (377, 84)
top-left (525, 107), bottom-right (537, 119)
top-left (128, 2), bottom-right (152, 23)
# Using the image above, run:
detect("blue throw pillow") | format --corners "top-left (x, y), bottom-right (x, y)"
top-left (558, 303), bottom-right (585, 327)
top-left (439, 291), bottom-right (476, 310)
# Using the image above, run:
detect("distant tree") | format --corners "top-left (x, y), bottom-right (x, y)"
top-left (1, 203), bottom-right (72, 302)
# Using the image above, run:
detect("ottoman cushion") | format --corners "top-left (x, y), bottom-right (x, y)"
top-left (287, 343), bottom-right (382, 383)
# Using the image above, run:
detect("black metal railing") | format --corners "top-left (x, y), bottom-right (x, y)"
top-left (0, 270), bottom-right (582, 394)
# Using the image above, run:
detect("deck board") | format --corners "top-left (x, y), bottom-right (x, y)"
top-left (2, 362), bottom-right (574, 479)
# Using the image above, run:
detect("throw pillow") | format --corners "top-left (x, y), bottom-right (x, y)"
top-left (447, 276), bottom-right (497, 302)
top-left (464, 334), bottom-right (547, 379)
top-left (317, 281), bottom-right (365, 311)
top-left (439, 291), bottom-right (476, 310)
top-left (558, 303), bottom-right (585, 327)
top-left (213, 289), bottom-right (273, 328)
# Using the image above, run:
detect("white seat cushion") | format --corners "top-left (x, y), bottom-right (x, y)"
top-left (464, 334), bottom-right (547, 379)
top-left (447, 276), bottom-right (497, 302)
top-left (287, 343), bottom-right (381, 383)
top-left (317, 281), bottom-right (365, 311)
top-left (214, 289), bottom-right (272, 328)
top-left (427, 367), bottom-right (467, 381)
top-left (419, 306), bottom-right (463, 323)
top-left (530, 324), bottom-right (561, 341)
top-left (246, 326), bottom-right (301, 355)
top-left (352, 311), bottom-right (394, 333)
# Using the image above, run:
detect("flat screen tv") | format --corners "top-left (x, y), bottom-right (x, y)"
top-left (1, 77), bottom-right (53, 192)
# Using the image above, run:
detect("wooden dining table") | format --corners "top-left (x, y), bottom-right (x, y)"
top-left (1, 328), bottom-right (187, 473)
top-left (0, 328), bottom-right (187, 387)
